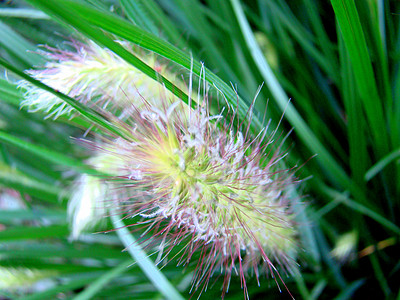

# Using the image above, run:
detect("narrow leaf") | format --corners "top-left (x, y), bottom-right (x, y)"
top-left (0, 131), bottom-right (100, 176)
top-left (0, 20), bottom-right (45, 67)
top-left (0, 57), bottom-right (126, 139)
top-left (0, 224), bottom-right (69, 241)
top-left (331, 0), bottom-right (389, 158)
top-left (365, 148), bottom-right (400, 182)
top-left (0, 162), bottom-right (62, 203)
top-left (73, 259), bottom-right (132, 300)
top-left (110, 212), bottom-right (185, 300)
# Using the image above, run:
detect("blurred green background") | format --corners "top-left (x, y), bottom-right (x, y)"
top-left (0, 0), bottom-right (399, 299)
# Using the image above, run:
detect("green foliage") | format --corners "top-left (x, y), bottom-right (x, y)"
top-left (0, 0), bottom-right (399, 299)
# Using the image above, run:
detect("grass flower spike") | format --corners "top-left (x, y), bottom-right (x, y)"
top-left (19, 40), bottom-right (179, 119)
top-left (18, 39), bottom-right (188, 239)
top-left (95, 95), bottom-right (298, 298)
top-left (18, 36), bottom-right (299, 297)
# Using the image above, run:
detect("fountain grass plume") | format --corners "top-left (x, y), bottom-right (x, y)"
top-left (89, 89), bottom-right (300, 299)
top-left (19, 39), bottom-right (188, 239)
top-left (18, 39), bottom-right (180, 119)
top-left (19, 37), bottom-right (300, 298)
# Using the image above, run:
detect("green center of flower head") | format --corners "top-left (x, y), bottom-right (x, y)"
top-left (110, 102), bottom-right (297, 278)
top-left (134, 118), bottom-right (296, 254)
top-left (146, 125), bottom-right (216, 189)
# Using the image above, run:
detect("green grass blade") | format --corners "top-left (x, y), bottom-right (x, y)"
top-left (333, 279), bottom-right (365, 300)
top-left (119, 0), bottom-right (159, 35)
top-left (0, 162), bottom-right (62, 203)
top-left (310, 279), bottom-right (327, 300)
top-left (0, 224), bottom-right (69, 241)
top-left (148, 0), bottom-right (189, 47)
top-left (172, 0), bottom-right (240, 83)
top-left (110, 212), bottom-right (185, 300)
top-left (17, 275), bottom-right (98, 300)
top-left (369, 252), bottom-right (391, 296)
top-left (293, 270), bottom-right (311, 299)
top-left (230, 0), bottom-right (349, 187)
top-left (1, 242), bottom-right (129, 260)
top-left (0, 131), bottom-right (99, 176)
top-left (302, 0), bottom-right (338, 70)
top-left (355, 1), bottom-right (392, 114)
top-left (73, 259), bottom-right (132, 300)
top-left (365, 148), bottom-right (400, 182)
top-left (0, 209), bottom-right (66, 224)
top-left (130, 0), bottom-right (188, 48)
top-left (331, 0), bottom-right (389, 158)
top-left (338, 33), bottom-right (368, 188)
top-left (263, 0), bottom-right (336, 82)
top-left (0, 20), bottom-right (45, 67)
top-left (322, 186), bottom-right (400, 235)
top-left (0, 77), bottom-right (24, 106)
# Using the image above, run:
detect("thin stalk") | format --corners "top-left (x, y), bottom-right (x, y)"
top-left (110, 211), bottom-right (185, 300)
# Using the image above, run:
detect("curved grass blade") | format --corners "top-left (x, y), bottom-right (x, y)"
top-left (331, 0), bottom-right (389, 158)
top-left (334, 279), bottom-right (365, 300)
top-left (0, 131), bottom-right (100, 176)
top-left (120, 0), bottom-right (188, 49)
top-left (322, 186), bottom-right (400, 235)
top-left (119, 0), bottom-right (159, 35)
top-left (110, 212), bottom-right (185, 300)
top-left (0, 162), bottom-right (62, 204)
top-left (365, 148), bottom-right (400, 182)
top-left (0, 20), bottom-right (45, 68)
top-left (230, 0), bottom-right (349, 188)
top-left (17, 275), bottom-right (98, 300)
top-left (73, 259), bottom-right (132, 300)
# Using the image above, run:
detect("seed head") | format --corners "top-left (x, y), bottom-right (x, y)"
top-left (95, 97), bottom-right (298, 298)
top-left (331, 231), bottom-right (358, 263)
top-left (20, 37), bottom-right (300, 297)
top-left (19, 40), bottom-right (179, 119)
